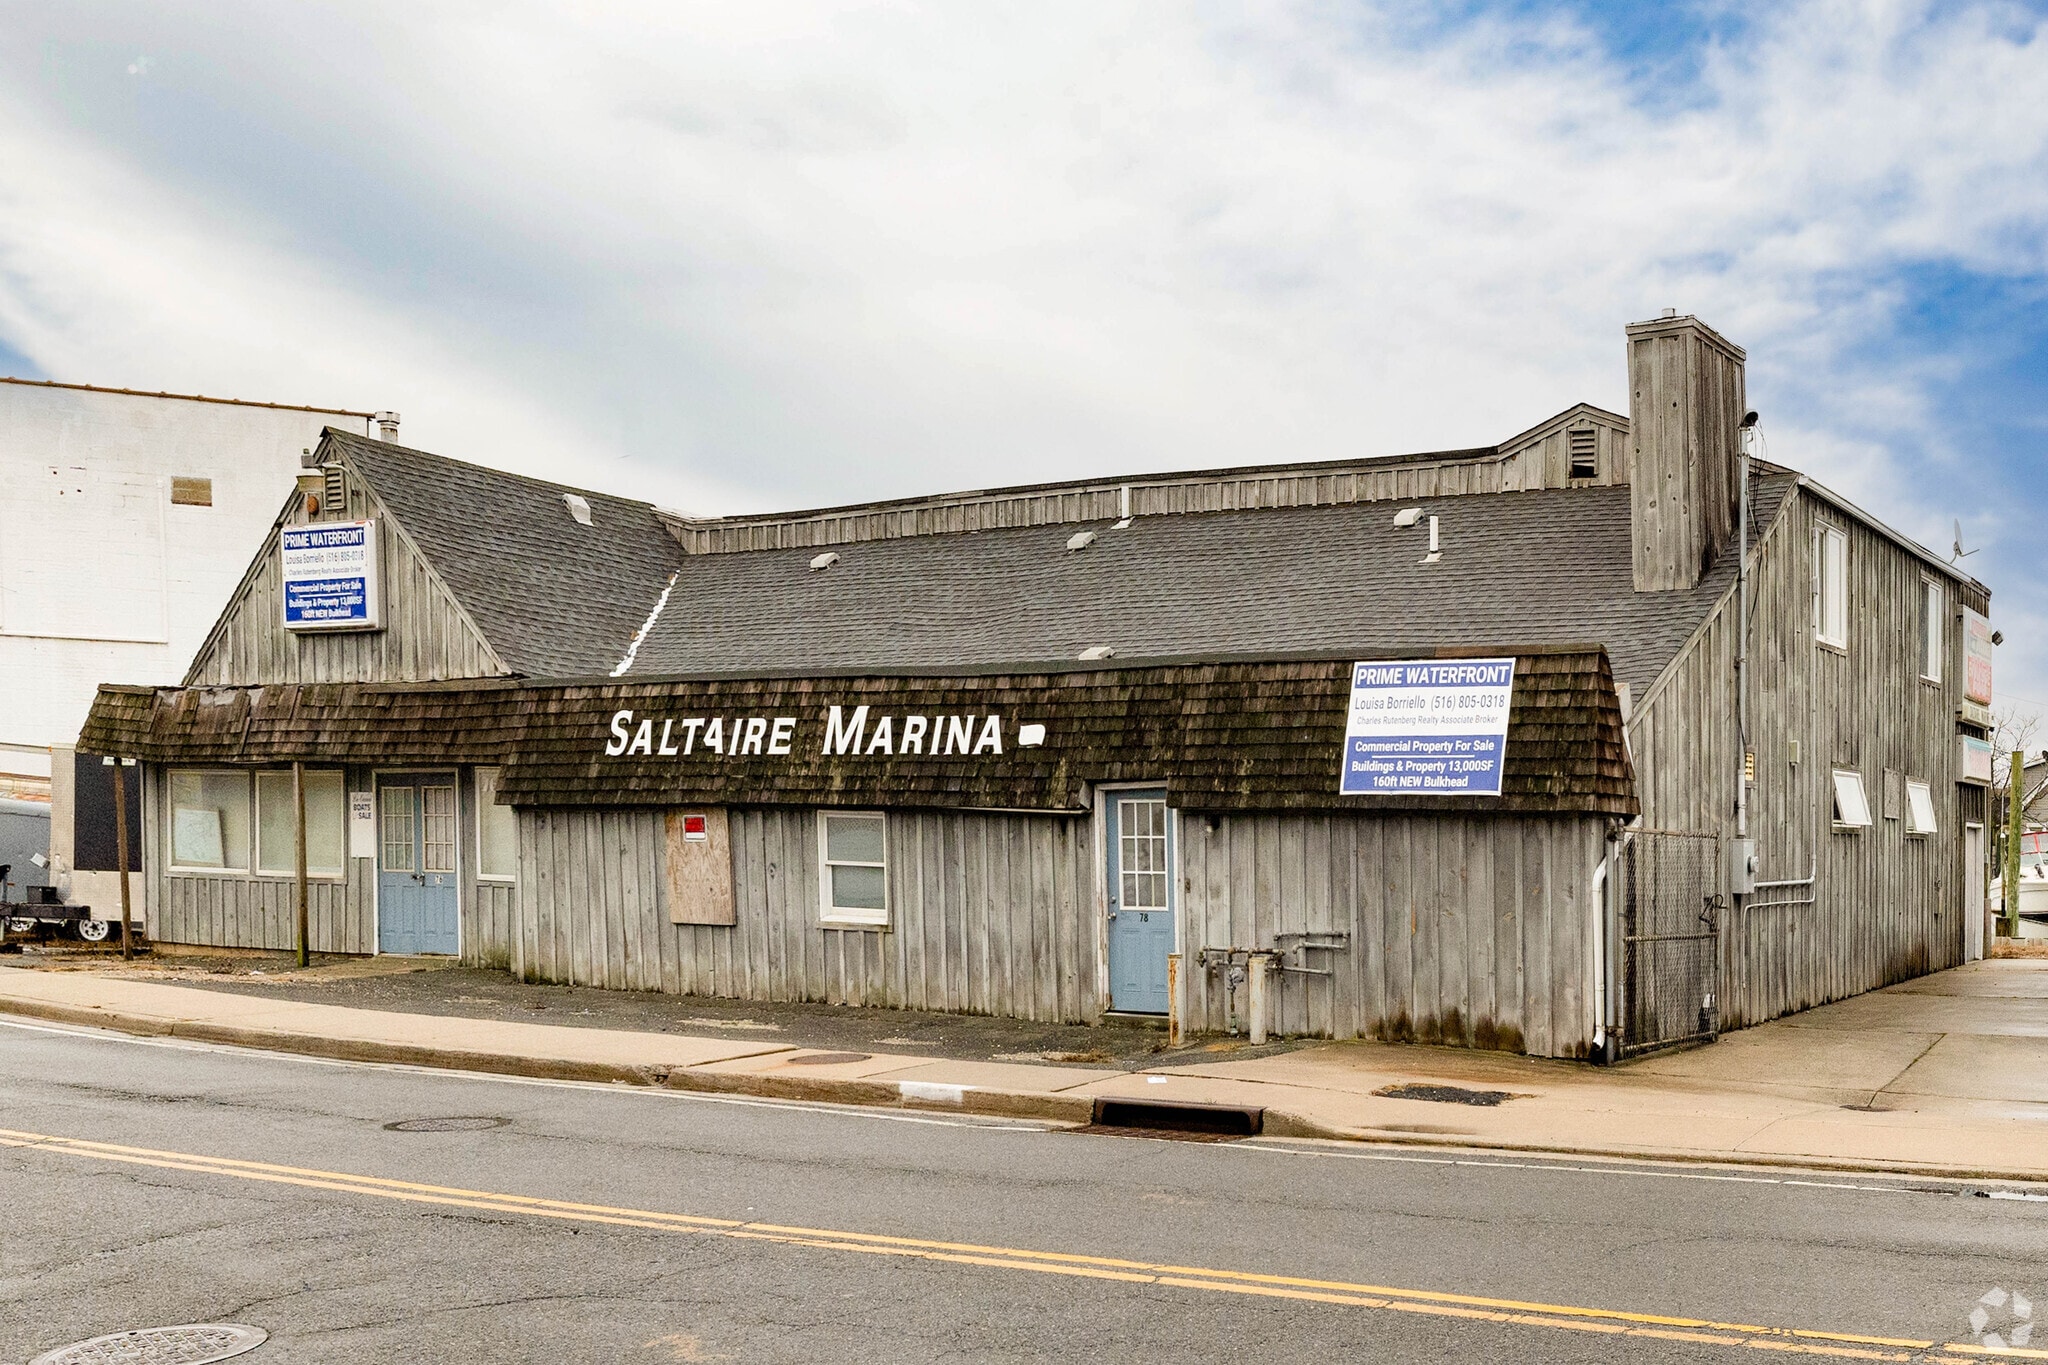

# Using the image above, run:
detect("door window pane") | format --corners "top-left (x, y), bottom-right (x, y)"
top-left (422, 784), bottom-right (457, 873)
top-left (381, 786), bottom-right (416, 871)
top-left (169, 770), bottom-right (250, 871)
top-left (476, 768), bottom-right (517, 880)
top-left (256, 770), bottom-right (346, 877)
top-left (1118, 798), bottom-right (1169, 910)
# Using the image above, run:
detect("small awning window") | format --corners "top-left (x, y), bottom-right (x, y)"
top-left (1905, 779), bottom-right (1937, 835)
top-left (1831, 769), bottom-right (1873, 829)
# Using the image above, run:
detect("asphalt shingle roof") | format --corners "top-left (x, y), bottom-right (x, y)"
top-left (622, 476), bottom-right (1796, 694)
top-left (330, 429), bottom-right (684, 678)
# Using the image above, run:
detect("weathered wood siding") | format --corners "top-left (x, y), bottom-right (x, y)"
top-left (509, 801), bottom-right (1604, 1055)
top-left (1630, 484), bottom-right (1991, 1028)
top-left (665, 408), bottom-right (1630, 555)
top-left (1628, 317), bottom-right (1746, 592)
top-left (510, 807), bottom-right (1101, 1020)
top-left (1178, 812), bottom-right (1606, 1057)
top-left (142, 761), bottom-right (519, 962)
top-left (145, 763), bottom-right (376, 952)
top-left (184, 462), bottom-right (503, 686)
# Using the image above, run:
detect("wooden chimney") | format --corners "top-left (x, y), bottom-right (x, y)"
top-left (1627, 313), bottom-right (1747, 592)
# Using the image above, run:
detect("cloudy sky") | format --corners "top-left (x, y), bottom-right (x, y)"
top-left (2, 1), bottom-right (2044, 718)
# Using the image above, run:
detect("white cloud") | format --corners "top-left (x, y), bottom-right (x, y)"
top-left (0, 0), bottom-right (2044, 695)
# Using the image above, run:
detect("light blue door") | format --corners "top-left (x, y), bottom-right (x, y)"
top-left (1106, 790), bottom-right (1174, 1014)
top-left (377, 773), bottom-right (459, 955)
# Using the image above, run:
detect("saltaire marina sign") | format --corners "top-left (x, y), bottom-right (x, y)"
top-left (605, 706), bottom-right (1048, 760)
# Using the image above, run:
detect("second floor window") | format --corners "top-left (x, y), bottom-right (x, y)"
top-left (1815, 524), bottom-right (1848, 649)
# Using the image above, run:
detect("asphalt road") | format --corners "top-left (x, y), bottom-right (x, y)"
top-left (2, 1017), bottom-right (2044, 1364)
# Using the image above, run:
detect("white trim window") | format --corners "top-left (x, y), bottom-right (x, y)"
top-left (255, 770), bottom-right (346, 879)
top-left (1920, 578), bottom-right (1944, 682)
top-left (1905, 780), bottom-right (1938, 836)
top-left (475, 767), bottom-right (518, 881)
top-left (817, 810), bottom-right (889, 926)
top-left (169, 770), bottom-right (253, 872)
top-left (1815, 524), bottom-right (1848, 649)
top-left (1831, 769), bottom-right (1873, 830)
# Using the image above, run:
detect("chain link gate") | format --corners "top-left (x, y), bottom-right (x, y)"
top-left (1618, 829), bottom-right (1724, 1056)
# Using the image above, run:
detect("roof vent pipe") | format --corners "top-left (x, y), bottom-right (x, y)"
top-left (373, 412), bottom-right (401, 440)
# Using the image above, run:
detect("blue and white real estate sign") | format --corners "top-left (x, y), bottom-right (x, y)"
top-left (280, 519), bottom-right (382, 631)
top-left (1340, 658), bottom-right (1516, 796)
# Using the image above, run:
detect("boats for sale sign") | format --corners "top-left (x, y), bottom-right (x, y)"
top-left (1341, 658), bottom-right (1515, 796)
top-left (280, 520), bottom-right (382, 631)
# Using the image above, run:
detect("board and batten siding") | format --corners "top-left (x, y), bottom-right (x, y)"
top-left (184, 463), bottom-right (503, 686)
top-left (1629, 484), bottom-right (1990, 1028)
top-left (510, 806), bottom-right (1101, 1021)
top-left (143, 761), bottom-right (519, 964)
top-left (508, 802), bottom-right (1606, 1056)
top-left (1177, 812), bottom-right (1606, 1057)
top-left (664, 408), bottom-right (1630, 555)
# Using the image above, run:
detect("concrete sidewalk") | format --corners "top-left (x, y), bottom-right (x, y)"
top-left (2, 960), bottom-right (2044, 1183)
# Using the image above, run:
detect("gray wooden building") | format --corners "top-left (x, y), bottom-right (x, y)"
top-left (80, 314), bottom-right (1996, 1059)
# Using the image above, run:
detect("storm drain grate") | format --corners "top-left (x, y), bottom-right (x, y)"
top-left (1373, 1083), bottom-right (1516, 1107)
top-left (382, 1116), bottom-right (510, 1132)
top-left (1089, 1096), bottom-right (1263, 1137)
top-left (30, 1323), bottom-right (266, 1365)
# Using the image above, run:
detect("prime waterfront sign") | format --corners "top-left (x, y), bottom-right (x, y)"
top-left (1340, 658), bottom-right (1515, 796)
top-left (280, 520), bottom-right (382, 632)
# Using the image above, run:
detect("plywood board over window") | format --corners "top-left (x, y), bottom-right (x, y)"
top-left (664, 808), bottom-right (735, 925)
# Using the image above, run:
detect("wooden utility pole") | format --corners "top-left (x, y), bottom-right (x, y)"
top-left (293, 761), bottom-right (311, 968)
top-left (2006, 749), bottom-right (2024, 939)
top-left (112, 758), bottom-right (133, 960)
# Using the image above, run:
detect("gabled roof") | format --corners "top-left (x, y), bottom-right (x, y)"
top-left (328, 429), bottom-right (684, 678)
top-left (616, 473), bottom-right (1798, 694)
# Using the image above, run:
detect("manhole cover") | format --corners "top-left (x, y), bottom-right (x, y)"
top-left (31, 1323), bottom-right (267, 1365)
top-left (784, 1052), bottom-right (870, 1066)
top-left (382, 1115), bottom-right (510, 1132)
top-left (1373, 1083), bottom-right (1516, 1107)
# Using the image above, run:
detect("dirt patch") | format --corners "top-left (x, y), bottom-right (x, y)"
top-left (1991, 939), bottom-right (2048, 959)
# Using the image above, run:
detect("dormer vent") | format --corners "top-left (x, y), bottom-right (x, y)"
top-left (562, 493), bottom-right (593, 526)
top-left (1066, 530), bottom-right (1097, 552)
top-left (1568, 428), bottom-right (1597, 479)
top-left (809, 551), bottom-right (840, 571)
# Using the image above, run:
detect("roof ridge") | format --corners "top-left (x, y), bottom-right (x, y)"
top-left (323, 427), bottom-right (659, 510)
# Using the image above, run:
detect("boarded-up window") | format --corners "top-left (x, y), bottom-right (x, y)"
top-left (665, 808), bottom-right (735, 925)
top-left (170, 477), bottom-right (213, 506)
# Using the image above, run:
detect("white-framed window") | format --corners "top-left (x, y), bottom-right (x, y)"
top-left (817, 810), bottom-right (888, 927)
top-left (1831, 769), bottom-right (1873, 830)
top-left (255, 770), bottom-right (346, 878)
top-left (1905, 779), bottom-right (1938, 836)
top-left (1815, 523), bottom-right (1848, 649)
top-left (169, 770), bottom-right (252, 872)
top-left (1920, 578), bottom-right (1944, 682)
top-left (475, 767), bottom-right (518, 881)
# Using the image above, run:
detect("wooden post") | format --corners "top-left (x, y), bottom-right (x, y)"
top-left (2006, 749), bottom-right (2024, 938)
top-left (294, 760), bottom-right (310, 969)
top-left (112, 759), bottom-right (133, 960)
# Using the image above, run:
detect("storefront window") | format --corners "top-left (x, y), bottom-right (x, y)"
top-left (169, 770), bottom-right (252, 871)
top-left (818, 810), bottom-right (888, 926)
top-left (255, 771), bottom-right (346, 878)
top-left (476, 768), bottom-right (518, 880)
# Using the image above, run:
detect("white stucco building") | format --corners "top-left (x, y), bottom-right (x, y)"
top-left (1, 377), bottom-right (388, 799)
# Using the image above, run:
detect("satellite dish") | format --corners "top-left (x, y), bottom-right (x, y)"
top-left (1951, 518), bottom-right (1980, 563)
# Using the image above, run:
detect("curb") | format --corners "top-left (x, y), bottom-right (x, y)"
top-left (4, 993), bottom-right (2043, 1187)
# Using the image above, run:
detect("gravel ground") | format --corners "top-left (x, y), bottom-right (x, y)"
top-left (1, 943), bottom-right (1308, 1071)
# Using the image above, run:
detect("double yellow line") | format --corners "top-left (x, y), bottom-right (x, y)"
top-left (1, 1126), bottom-right (2031, 1361)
